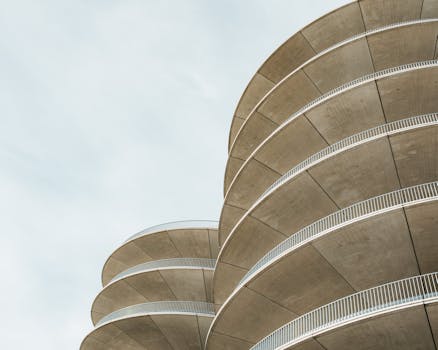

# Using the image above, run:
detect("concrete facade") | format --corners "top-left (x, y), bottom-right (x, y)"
top-left (81, 1), bottom-right (438, 349)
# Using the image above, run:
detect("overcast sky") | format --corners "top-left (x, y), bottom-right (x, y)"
top-left (0, 1), bottom-right (350, 349)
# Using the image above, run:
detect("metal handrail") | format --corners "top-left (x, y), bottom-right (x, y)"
top-left (224, 59), bottom-right (438, 202)
top-left (96, 301), bottom-right (215, 328)
top-left (251, 272), bottom-right (438, 350)
top-left (109, 258), bottom-right (215, 284)
top-left (239, 182), bottom-right (438, 288)
top-left (124, 220), bottom-right (218, 242)
top-left (261, 113), bottom-right (438, 198)
top-left (229, 18), bottom-right (438, 154)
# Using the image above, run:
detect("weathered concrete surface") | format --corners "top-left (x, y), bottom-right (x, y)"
top-left (405, 201), bottom-right (438, 273)
top-left (210, 200), bottom-right (438, 348)
top-left (103, 228), bottom-right (218, 286)
top-left (213, 287), bottom-right (296, 344)
top-left (368, 21), bottom-right (438, 71)
top-left (257, 70), bottom-right (321, 124)
top-left (423, 0), bottom-right (438, 18)
top-left (315, 306), bottom-right (435, 350)
top-left (426, 302), bottom-right (438, 343)
top-left (304, 38), bottom-right (374, 93)
top-left (301, 2), bottom-right (365, 52)
top-left (359, 0), bottom-right (423, 30)
top-left (378, 67), bottom-right (438, 121)
top-left (93, 268), bottom-right (213, 324)
top-left (307, 138), bottom-right (400, 207)
top-left (82, 314), bottom-right (212, 350)
top-left (206, 332), bottom-right (254, 350)
top-left (390, 125), bottom-right (438, 187)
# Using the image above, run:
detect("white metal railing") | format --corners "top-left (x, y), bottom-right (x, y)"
top-left (125, 220), bottom-right (218, 242)
top-left (239, 182), bottom-right (438, 288)
top-left (109, 258), bottom-right (215, 284)
top-left (96, 301), bottom-right (215, 328)
top-left (251, 273), bottom-right (438, 350)
top-left (225, 58), bottom-right (438, 201)
top-left (261, 113), bottom-right (438, 198)
top-left (229, 18), bottom-right (438, 153)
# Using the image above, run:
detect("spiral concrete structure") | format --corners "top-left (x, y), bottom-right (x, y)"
top-left (81, 1), bottom-right (438, 349)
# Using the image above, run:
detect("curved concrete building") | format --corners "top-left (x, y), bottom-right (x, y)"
top-left (81, 1), bottom-right (438, 349)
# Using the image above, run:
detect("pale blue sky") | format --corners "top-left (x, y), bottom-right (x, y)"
top-left (0, 1), bottom-right (350, 349)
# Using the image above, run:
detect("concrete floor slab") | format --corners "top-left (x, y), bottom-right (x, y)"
top-left (303, 38), bottom-right (374, 93)
top-left (291, 340), bottom-right (327, 350)
top-left (133, 233), bottom-right (182, 260)
top-left (214, 287), bottom-right (296, 344)
top-left (258, 33), bottom-right (316, 83)
top-left (159, 269), bottom-right (207, 301)
top-left (302, 2), bottom-right (365, 52)
top-left (218, 204), bottom-right (246, 246)
top-left (254, 116), bottom-right (329, 174)
top-left (316, 306), bottom-right (435, 350)
top-left (251, 173), bottom-right (338, 235)
top-left (92, 280), bottom-right (148, 320)
top-left (229, 116), bottom-right (245, 149)
top-left (208, 230), bottom-right (219, 258)
top-left (406, 201), bottom-right (438, 273)
top-left (390, 126), bottom-right (438, 187)
top-left (378, 66), bottom-right (438, 121)
top-left (368, 21), bottom-right (438, 71)
top-left (203, 270), bottom-right (214, 308)
top-left (213, 262), bottom-right (247, 305)
top-left (226, 159), bottom-right (280, 209)
top-left (206, 332), bottom-right (253, 350)
top-left (257, 70), bottom-right (321, 124)
top-left (115, 316), bottom-right (169, 348)
top-left (220, 215), bottom-right (286, 269)
top-left (122, 271), bottom-right (175, 302)
top-left (305, 81), bottom-right (385, 144)
top-left (167, 229), bottom-right (211, 258)
top-left (102, 259), bottom-right (131, 286)
top-left (224, 156), bottom-right (244, 194)
top-left (359, 0), bottom-right (423, 30)
top-left (248, 244), bottom-right (354, 315)
top-left (150, 315), bottom-right (201, 350)
top-left (422, 0), bottom-right (438, 18)
top-left (198, 315), bottom-right (213, 346)
top-left (308, 137), bottom-right (400, 207)
top-left (313, 209), bottom-right (419, 290)
top-left (426, 303), bottom-right (438, 344)
top-left (231, 112), bottom-right (278, 160)
top-left (234, 73), bottom-right (274, 120)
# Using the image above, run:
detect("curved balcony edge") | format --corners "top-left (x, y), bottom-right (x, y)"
top-left (108, 257), bottom-right (216, 285)
top-left (95, 301), bottom-right (215, 329)
top-left (227, 18), bottom-right (438, 157)
top-left (125, 220), bottom-right (219, 243)
top-left (208, 182), bottom-right (438, 347)
top-left (101, 220), bottom-right (218, 285)
top-left (221, 113), bottom-right (438, 245)
top-left (225, 58), bottom-right (438, 199)
top-left (221, 59), bottom-right (438, 244)
top-left (251, 272), bottom-right (438, 350)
